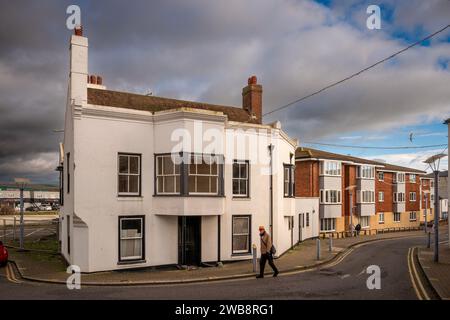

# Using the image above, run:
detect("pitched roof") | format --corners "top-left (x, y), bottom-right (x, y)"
top-left (295, 147), bottom-right (426, 174)
top-left (87, 88), bottom-right (259, 124)
top-left (425, 170), bottom-right (448, 178)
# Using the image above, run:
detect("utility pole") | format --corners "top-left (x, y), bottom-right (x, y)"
top-left (14, 178), bottom-right (30, 251)
top-left (433, 171), bottom-right (440, 262)
top-left (424, 153), bottom-right (446, 263)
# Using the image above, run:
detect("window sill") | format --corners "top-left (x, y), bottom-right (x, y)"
top-left (117, 196), bottom-right (143, 201)
top-left (231, 253), bottom-right (252, 257)
top-left (378, 222), bottom-right (385, 224)
top-left (232, 197), bottom-right (251, 201)
top-left (117, 259), bottom-right (146, 265)
top-left (153, 194), bottom-right (225, 198)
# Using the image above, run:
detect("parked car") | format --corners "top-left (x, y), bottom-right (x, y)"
top-left (40, 205), bottom-right (53, 211)
top-left (0, 241), bottom-right (8, 267)
top-left (25, 206), bottom-right (39, 212)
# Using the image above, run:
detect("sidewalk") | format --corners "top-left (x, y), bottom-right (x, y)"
top-left (9, 230), bottom-right (425, 286)
top-left (418, 243), bottom-right (450, 300)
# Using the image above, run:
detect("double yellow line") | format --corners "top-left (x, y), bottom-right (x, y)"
top-left (5, 263), bottom-right (22, 284)
top-left (407, 247), bottom-right (430, 300)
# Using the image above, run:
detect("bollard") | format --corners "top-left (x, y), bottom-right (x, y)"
top-left (427, 232), bottom-right (431, 249)
top-left (328, 234), bottom-right (333, 252)
top-left (252, 244), bottom-right (257, 273)
top-left (2, 219), bottom-right (5, 239)
top-left (13, 216), bottom-right (16, 241)
top-left (316, 238), bottom-right (321, 260)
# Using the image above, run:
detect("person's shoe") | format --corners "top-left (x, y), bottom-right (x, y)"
top-left (273, 271), bottom-right (279, 277)
top-left (256, 275), bottom-right (264, 279)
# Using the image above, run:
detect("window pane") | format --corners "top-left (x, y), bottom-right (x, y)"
top-left (233, 217), bottom-right (249, 233)
top-left (119, 156), bottom-right (128, 174)
top-left (210, 177), bottom-right (217, 193)
top-left (188, 176), bottom-right (196, 192)
top-left (233, 180), bottom-right (239, 194)
top-left (119, 175), bottom-right (128, 193)
top-left (121, 219), bottom-right (142, 237)
top-left (163, 156), bottom-right (174, 175)
top-left (233, 235), bottom-right (249, 252)
top-left (164, 176), bottom-right (175, 193)
top-left (233, 163), bottom-right (239, 178)
top-left (174, 163), bottom-right (180, 175)
top-left (240, 163), bottom-right (247, 178)
top-left (197, 176), bottom-right (210, 193)
top-left (157, 157), bottom-right (163, 175)
top-left (157, 177), bottom-right (163, 193)
top-left (120, 239), bottom-right (142, 259)
top-left (197, 162), bottom-right (210, 175)
top-left (129, 175), bottom-right (139, 193)
top-left (129, 156), bottom-right (139, 174)
top-left (211, 163), bottom-right (218, 175)
top-left (239, 180), bottom-right (247, 195)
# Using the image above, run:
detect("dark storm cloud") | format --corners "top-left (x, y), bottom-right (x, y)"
top-left (0, 0), bottom-right (449, 183)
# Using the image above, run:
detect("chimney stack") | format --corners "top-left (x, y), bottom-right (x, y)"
top-left (242, 75), bottom-right (262, 124)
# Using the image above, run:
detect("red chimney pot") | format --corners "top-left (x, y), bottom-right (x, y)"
top-left (74, 25), bottom-right (83, 36)
top-left (90, 75), bottom-right (97, 85)
top-left (96, 76), bottom-right (103, 85)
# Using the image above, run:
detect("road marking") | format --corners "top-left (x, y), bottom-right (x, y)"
top-left (340, 274), bottom-right (350, 279)
top-left (5, 263), bottom-right (22, 284)
top-left (407, 247), bottom-right (430, 300)
top-left (25, 228), bottom-right (44, 238)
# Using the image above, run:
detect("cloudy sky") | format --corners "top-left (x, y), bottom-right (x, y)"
top-left (0, 0), bottom-right (449, 184)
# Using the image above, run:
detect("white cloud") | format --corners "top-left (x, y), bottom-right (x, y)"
top-left (367, 149), bottom-right (448, 172)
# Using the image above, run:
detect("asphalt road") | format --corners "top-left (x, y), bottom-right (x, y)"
top-left (0, 233), bottom-right (445, 300)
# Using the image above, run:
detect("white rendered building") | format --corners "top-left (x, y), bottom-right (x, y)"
top-left (60, 28), bottom-right (306, 272)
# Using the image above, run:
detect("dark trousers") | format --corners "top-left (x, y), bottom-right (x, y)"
top-left (259, 253), bottom-right (278, 276)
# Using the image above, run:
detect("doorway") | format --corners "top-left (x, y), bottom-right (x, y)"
top-left (178, 216), bottom-right (201, 266)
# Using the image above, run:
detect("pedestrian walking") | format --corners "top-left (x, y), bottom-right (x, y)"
top-left (355, 223), bottom-right (361, 236)
top-left (256, 226), bottom-right (279, 278)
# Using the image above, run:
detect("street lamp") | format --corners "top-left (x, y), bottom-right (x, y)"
top-left (423, 153), bottom-right (447, 263)
top-left (345, 185), bottom-right (357, 237)
top-left (14, 178), bottom-right (30, 250)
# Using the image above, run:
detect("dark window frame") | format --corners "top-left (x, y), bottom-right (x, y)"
top-left (231, 215), bottom-right (252, 255)
top-left (232, 159), bottom-right (250, 198)
top-left (283, 164), bottom-right (295, 198)
top-left (118, 215), bottom-right (146, 264)
top-left (66, 153), bottom-right (70, 194)
top-left (117, 153), bottom-right (142, 197)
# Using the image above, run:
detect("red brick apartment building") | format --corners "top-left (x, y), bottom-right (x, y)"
top-left (295, 147), bottom-right (435, 235)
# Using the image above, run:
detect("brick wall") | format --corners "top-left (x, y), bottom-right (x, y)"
top-left (406, 174), bottom-right (420, 211)
top-left (295, 160), bottom-right (319, 197)
top-left (376, 171), bottom-right (393, 212)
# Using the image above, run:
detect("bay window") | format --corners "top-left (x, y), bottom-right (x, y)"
top-left (320, 189), bottom-right (341, 204)
top-left (358, 165), bottom-right (375, 179)
top-left (188, 154), bottom-right (219, 195)
top-left (156, 154), bottom-right (181, 194)
top-left (320, 161), bottom-right (341, 176)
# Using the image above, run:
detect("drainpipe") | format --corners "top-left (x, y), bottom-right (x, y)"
top-left (268, 144), bottom-right (274, 239)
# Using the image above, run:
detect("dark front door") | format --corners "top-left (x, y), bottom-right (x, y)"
top-left (178, 216), bottom-right (201, 266)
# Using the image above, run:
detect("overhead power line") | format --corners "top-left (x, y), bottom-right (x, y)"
top-left (302, 141), bottom-right (448, 150)
top-left (263, 24), bottom-right (450, 117)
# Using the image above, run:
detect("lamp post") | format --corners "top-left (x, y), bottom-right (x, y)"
top-left (14, 178), bottom-right (30, 250)
top-left (423, 191), bottom-right (430, 248)
top-left (345, 185), bottom-right (357, 237)
top-left (424, 153), bottom-right (447, 263)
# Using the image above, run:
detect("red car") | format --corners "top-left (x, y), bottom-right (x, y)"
top-left (0, 241), bottom-right (8, 267)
